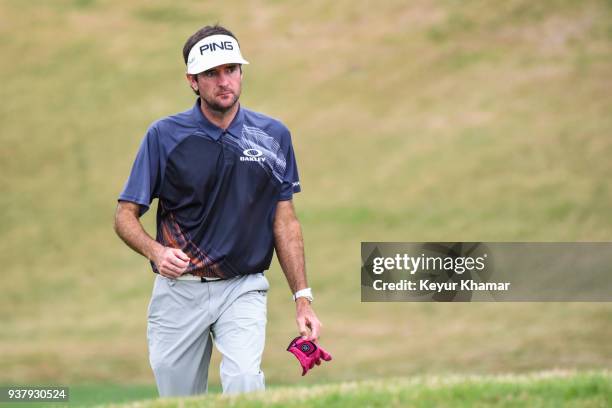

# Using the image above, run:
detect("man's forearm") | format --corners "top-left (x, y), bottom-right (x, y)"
top-left (274, 201), bottom-right (321, 340)
top-left (114, 203), bottom-right (162, 262)
top-left (274, 216), bottom-right (308, 294)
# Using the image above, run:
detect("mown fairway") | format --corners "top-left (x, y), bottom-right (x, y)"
top-left (1, 0), bottom-right (611, 399)
top-left (98, 371), bottom-right (612, 407)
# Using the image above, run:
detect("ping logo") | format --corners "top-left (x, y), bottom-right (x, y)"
top-left (199, 41), bottom-right (234, 54)
top-left (240, 148), bottom-right (266, 162)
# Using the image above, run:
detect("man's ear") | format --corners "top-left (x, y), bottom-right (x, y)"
top-left (185, 73), bottom-right (198, 92)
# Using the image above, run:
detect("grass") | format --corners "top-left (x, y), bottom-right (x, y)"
top-left (4, 371), bottom-right (607, 407)
top-left (101, 371), bottom-right (609, 407)
top-left (0, 384), bottom-right (159, 408)
top-left (1, 0), bottom-right (612, 395)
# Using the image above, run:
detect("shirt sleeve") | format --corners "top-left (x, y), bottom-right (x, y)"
top-left (118, 125), bottom-right (161, 216)
top-left (279, 129), bottom-right (301, 201)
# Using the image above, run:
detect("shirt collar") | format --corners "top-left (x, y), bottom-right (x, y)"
top-left (191, 98), bottom-right (244, 141)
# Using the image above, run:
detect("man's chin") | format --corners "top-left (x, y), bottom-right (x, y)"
top-left (203, 97), bottom-right (238, 114)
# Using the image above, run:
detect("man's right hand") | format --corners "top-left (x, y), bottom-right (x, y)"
top-left (114, 202), bottom-right (191, 278)
top-left (152, 246), bottom-right (191, 278)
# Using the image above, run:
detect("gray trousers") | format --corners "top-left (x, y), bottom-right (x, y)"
top-left (147, 272), bottom-right (269, 396)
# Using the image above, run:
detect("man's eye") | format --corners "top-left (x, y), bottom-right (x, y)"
top-left (226, 66), bottom-right (237, 74)
top-left (204, 71), bottom-right (216, 78)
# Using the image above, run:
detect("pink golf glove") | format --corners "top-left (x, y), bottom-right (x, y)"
top-left (287, 336), bottom-right (332, 376)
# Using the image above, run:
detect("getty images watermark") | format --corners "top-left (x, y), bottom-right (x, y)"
top-left (361, 242), bottom-right (612, 302)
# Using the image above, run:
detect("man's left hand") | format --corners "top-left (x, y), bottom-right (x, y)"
top-left (295, 298), bottom-right (322, 341)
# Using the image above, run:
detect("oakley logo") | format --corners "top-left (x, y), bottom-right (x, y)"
top-left (200, 41), bottom-right (234, 54)
top-left (243, 149), bottom-right (263, 157)
top-left (240, 148), bottom-right (266, 162)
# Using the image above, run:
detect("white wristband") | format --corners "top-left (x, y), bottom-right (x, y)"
top-left (293, 287), bottom-right (313, 302)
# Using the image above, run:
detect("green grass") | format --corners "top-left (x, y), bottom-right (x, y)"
top-left (0, 384), bottom-right (159, 408)
top-left (1, 0), bottom-right (612, 391)
top-left (2, 372), bottom-right (609, 407)
top-left (97, 371), bottom-right (610, 408)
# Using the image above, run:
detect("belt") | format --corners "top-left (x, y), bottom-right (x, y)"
top-left (176, 274), bottom-right (222, 282)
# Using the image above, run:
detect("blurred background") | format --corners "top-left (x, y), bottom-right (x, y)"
top-left (1, 0), bottom-right (611, 398)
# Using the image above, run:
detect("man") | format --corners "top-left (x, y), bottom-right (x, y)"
top-left (114, 24), bottom-right (322, 397)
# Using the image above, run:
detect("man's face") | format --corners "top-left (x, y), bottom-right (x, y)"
top-left (189, 64), bottom-right (242, 114)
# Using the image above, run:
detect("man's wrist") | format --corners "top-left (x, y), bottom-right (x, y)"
top-left (295, 298), bottom-right (312, 310)
top-left (146, 242), bottom-right (164, 263)
top-left (293, 287), bottom-right (313, 303)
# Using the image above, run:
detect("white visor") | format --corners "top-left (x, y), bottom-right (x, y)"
top-left (186, 34), bottom-right (249, 74)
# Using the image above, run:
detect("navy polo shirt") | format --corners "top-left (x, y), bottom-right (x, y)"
top-left (118, 99), bottom-right (301, 279)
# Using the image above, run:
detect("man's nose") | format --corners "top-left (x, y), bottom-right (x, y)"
top-left (217, 71), bottom-right (230, 86)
